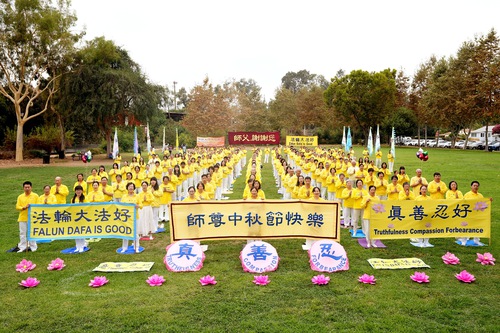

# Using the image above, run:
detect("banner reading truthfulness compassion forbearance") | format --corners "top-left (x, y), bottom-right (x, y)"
top-left (286, 136), bottom-right (318, 147)
top-left (28, 202), bottom-right (136, 241)
top-left (369, 198), bottom-right (490, 240)
top-left (196, 136), bottom-right (225, 147)
top-left (169, 200), bottom-right (340, 242)
top-left (228, 131), bottom-right (280, 145)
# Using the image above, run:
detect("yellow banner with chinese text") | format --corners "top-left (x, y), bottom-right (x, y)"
top-left (369, 198), bottom-right (490, 239)
top-left (286, 136), bottom-right (318, 147)
top-left (28, 203), bottom-right (137, 240)
top-left (169, 200), bottom-right (340, 242)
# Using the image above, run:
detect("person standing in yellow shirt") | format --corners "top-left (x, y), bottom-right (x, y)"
top-left (37, 185), bottom-right (57, 205)
top-left (428, 172), bottom-right (447, 199)
top-left (50, 176), bottom-right (69, 204)
top-left (410, 169), bottom-right (428, 197)
top-left (386, 176), bottom-right (403, 200)
top-left (361, 185), bottom-right (381, 247)
top-left (15, 181), bottom-right (39, 252)
top-left (398, 182), bottom-right (415, 200)
top-left (459, 181), bottom-right (492, 246)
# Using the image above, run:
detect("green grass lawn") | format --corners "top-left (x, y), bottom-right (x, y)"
top-left (0, 147), bottom-right (498, 333)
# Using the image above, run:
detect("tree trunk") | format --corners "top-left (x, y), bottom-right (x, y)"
top-left (484, 123), bottom-right (489, 151)
top-left (15, 120), bottom-right (24, 162)
top-left (107, 130), bottom-right (112, 157)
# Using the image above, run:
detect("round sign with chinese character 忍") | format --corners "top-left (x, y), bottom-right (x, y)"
top-left (164, 240), bottom-right (205, 272)
top-left (240, 241), bottom-right (280, 273)
top-left (308, 239), bottom-right (349, 272)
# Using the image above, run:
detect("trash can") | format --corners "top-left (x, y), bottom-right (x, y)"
top-left (42, 155), bottom-right (50, 164)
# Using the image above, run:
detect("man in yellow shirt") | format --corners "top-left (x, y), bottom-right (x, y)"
top-left (459, 181), bottom-right (492, 246)
top-left (410, 168), bottom-right (428, 196)
top-left (50, 176), bottom-right (69, 204)
top-left (15, 181), bottom-right (39, 252)
top-left (428, 172), bottom-right (447, 199)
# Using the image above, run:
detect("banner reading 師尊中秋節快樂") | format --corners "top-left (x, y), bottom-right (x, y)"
top-left (27, 202), bottom-right (136, 241)
top-left (369, 198), bottom-right (490, 240)
top-left (286, 135), bottom-right (318, 147)
top-left (228, 131), bottom-right (280, 145)
top-left (169, 200), bottom-right (340, 242)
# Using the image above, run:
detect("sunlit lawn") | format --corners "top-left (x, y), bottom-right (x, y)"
top-left (0, 147), bottom-right (498, 332)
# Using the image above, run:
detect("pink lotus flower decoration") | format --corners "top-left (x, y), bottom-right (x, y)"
top-left (47, 258), bottom-right (65, 271)
top-left (372, 204), bottom-right (386, 213)
top-left (19, 277), bottom-right (40, 288)
top-left (253, 275), bottom-right (270, 286)
top-left (425, 222), bottom-right (432, 228)
top-left (474, 201), bottom-right (488, 211)
top-left (358, 274), bottom-right (376, 285)
top-left (455, 270), bottom-right (475, 283)
top-left (441, 252), bottom-right (460, 265)
top-left (89, 276), bottom-right (109, 288)
top-left (146, 274), bottom-right (166, 286)
top-left (476, 252), bottom-right (495, 265)
top-left (16, 259), bottom-right (36, 273)
top-left (460, 221), bottom-right (468, 227)
top-left (311, 274), bottom-right (330, 285)
top-left (199, 275), bottom-right (217, 286)
top-left (387, 223), bottom-right (394, 229)
top-left (410, 271), bottom-right (430, 283)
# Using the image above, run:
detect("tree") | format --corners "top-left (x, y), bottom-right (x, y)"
top-left (281, 69), bottom-right (328, 94)
top-left (58, 37), bottom-right (162, 154)
top-left (0, 0), bottom-right (80, 161)
top-left (409, 56), bottom-right (438, 144)
top-left (324, 69), bottom-right (397, 141)
top-left (181, 77), bottom-right (232, 138)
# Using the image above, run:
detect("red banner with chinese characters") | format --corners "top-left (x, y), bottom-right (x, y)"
top-left (228, 132), bottom-right (280, 145)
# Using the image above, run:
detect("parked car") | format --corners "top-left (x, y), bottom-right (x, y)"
top-left (466, 141), bottom-right (482, 149)
top-left (437, 140), bottom-right (451, 148)
top-left (488, 142), bottom-right (500, 151)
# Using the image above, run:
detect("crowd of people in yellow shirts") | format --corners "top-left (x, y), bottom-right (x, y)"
top-left (14, 145), bottom-right (489, 253)
top-left (271, 146), bottom-right (489, 248)
top-left (14, 147), bottom-right (247, 253)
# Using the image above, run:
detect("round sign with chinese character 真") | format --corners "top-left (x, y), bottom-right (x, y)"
top-left (309, 239), bottom-right (349, 272)
top-left (164, 240), bottom-right (205, 272)
top-left (240, 241), bottom-right (280, 273)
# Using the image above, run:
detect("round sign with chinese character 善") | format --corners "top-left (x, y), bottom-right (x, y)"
top-left (308, 239), bottom-right (349, 272)
top-left (240, 241), bottom-right (280, 273)
top-left (164, 240), bottom-right (205, 272)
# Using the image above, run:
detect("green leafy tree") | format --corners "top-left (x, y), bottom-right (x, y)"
top-left (324, 69), bottom-right (397, 141)
top-left (58, 37), bottom-right (162, 155)
top-left (0, 0), bottom-right (80, 161)
top-left (281, 70), bottom-right (328, 93)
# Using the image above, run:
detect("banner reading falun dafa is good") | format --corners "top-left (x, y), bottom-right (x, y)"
top-left (28, 202), bottom-right (137, 241)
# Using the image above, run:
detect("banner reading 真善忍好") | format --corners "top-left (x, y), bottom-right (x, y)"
top-left (369, 198), bottom-right (490, 240)
top-left (169, 200), bottom-right (340, 242)
top-left (286, 136), bottom-right (318, 147)
top-left (27, 202), bottom-right (136, 241)
top-left (228, 132), bottom-right (280, 145)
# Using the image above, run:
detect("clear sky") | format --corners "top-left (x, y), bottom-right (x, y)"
top-left (71, 0), bottom-right (500, 100)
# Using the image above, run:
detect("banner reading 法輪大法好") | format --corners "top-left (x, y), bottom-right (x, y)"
top-left (369, 198), bottom-right (491, 240)
top-left (169, 200), bottom-right (340, 242)
top-left (286, 136), bottom-right (318, 147)
top-left (27, 202), bottom-right (136, 241)
top-left (196, 137), bottom-right (225, 147)
top-left (228, 132), bottom-right (280, 145)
